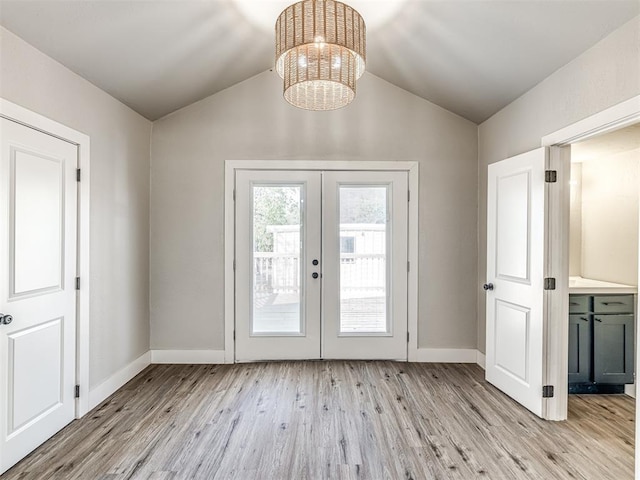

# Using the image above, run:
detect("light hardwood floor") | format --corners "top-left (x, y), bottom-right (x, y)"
top-left (3, 362), bottom-right (634, 479)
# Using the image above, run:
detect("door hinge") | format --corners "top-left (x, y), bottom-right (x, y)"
top-left (542, 385), bottom-right (554, 398)
top-left (407, 332), bottom-right (410, 343)
top-left (75, 385), bottom-right (80, 398)
top-left (233, 189), bottom-right (236, 201)
top-left (75, 277), bottom-right (81, 290)
top-left (545, 170), bottom-right (557, 183)
top-left (407, 261), bottom-right (410, 272)
top-left (408, 190), bottom-right (410, 202)
top-left (233, 330), bottom-right (236, 341)
top-left (233, 260), bottom-right (236, 271)
top-left (76, 168), bottom-right (81, 182)
top-left (544, 277), bottom-right (556, 290)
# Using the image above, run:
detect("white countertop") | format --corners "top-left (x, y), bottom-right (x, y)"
top-left (569, 276), bottom-right (637, 294)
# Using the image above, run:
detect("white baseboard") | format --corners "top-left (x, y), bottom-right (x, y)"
top-left (412, 348), bottom-right (479, 363)
top-left (87, 351), bottom-right (151, 411)
top-left (84, 348), bottom-right (487, 413)
top-left (151, 349), bottom-right (226, 364)
top-left (476, 351), bottom-right (486, 369)
top-left (148, 349), bottom-right (484, 365)
top-left (625, 383), bottom-right (636, 398)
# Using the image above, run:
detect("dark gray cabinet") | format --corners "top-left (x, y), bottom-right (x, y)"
top-left (593, 313), bottom-right (634, 384)
top-left (568, 294), bottom-right (635, 388)
top-left (568, 314), bottom-right (590, 383)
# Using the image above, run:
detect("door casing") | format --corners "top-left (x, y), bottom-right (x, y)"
top-left (224, 160), bottom-right (419, 363)
top-left (0, 99), bottom-right (91, 418)
top-left (541, 94), bottom-right (640, 422)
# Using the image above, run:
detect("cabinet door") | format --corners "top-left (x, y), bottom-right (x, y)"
top-left (593, 314), bottom-right (634, 384)
top-left (568, 314), bottom-right (591, 384)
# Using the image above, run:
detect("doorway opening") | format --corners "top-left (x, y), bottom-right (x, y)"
top-left (224, 161), bottom-right (419, 363)
top-left (567, 123), bottom-right (640, 397)
top-left (0, 100), bottom-right (91, 474)
top-left (540, 96), bottom-right (640, 475)
top-left (548, 121), bottom-right (640, 476)
top-left (235, 169), bottom-right (408, 362)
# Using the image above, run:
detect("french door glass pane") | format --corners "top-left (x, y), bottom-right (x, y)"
top-left (339, 186), bottom-right (388, 333)
top-left (252, 185), bottom-right (303, 334)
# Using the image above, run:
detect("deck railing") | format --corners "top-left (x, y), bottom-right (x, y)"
top-left (254, 252), bottom-right (386, 295)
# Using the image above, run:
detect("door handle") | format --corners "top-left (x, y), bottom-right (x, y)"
top-left (312, 259), bottom-right (319, 266)
top-left (0, 314), bottom-right (12, 325)
top-left (312, 272), bottom-right (319, 279)
top-left (483, 283), bottom-right (494, 291)
top-left (594, 317), bottom-right (602, 323)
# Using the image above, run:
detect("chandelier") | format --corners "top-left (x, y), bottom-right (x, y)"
top-left (275, 0), bottom-right (366, 110)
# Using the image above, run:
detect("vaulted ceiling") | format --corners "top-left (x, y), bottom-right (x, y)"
top-left (1, 1), bottom-right (638, 123)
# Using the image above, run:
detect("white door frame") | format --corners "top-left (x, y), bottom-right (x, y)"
top-left (541, 95), bottom-right (640, 423)
top-left (1, 98), bottom-right (91, 418)
top-left (224, 160), bottom-right (419, 363)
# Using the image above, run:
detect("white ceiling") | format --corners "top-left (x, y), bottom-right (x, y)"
top-left (0, 1), bottom-right (637, 122)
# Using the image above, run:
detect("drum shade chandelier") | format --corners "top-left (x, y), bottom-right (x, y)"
top-left (275, 0), bottom-right (366, 110)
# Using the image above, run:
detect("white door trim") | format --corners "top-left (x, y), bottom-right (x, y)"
top-left (542, 95), bottom-right (640, 147)
top-left (1, 98), bottom-right (91, 418)
top-left (541, 94), bottom-right (640, 423)
top-left (224, 160), bottom-right (419, 363)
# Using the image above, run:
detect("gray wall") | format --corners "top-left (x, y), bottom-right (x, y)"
top-left (150, 70), bottom-right (478, 352)
top-left (0, 27), bottom-right (152, 388)
top-left (581, 150), bottom-right (639, 285)
top-left (477, 16), bottom-right (640, 353)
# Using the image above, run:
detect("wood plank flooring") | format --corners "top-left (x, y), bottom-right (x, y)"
top-left (3, 362), bottom-right (634, 479)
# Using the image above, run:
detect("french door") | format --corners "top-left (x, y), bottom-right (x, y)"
top-left (235, 169), bottom-right (408, 361)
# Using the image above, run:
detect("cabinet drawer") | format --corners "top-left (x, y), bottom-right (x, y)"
top-left (569, 295), bottom-right (590, 313)
top-left (593, 295), bottom-right (634, 314)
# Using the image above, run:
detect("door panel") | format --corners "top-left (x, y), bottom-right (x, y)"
top-left (486, 148), bottom-right (547, 417)
top-left (495, 170), bottom-right (530, 281)
top-left (1, 118), bottom-right (77, 473)
top-left (322, 171), bottom-right (408, 360)
top-left (12, 148), bottom-right (64, 296)
top-left (494, 300), bottom-right (529, 382)
top-left (235, 170), bottom-right (321, 361)
top-left (9, 318), bottom-right (63, 434)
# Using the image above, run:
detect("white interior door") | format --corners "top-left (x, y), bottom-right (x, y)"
top-left (0, 118), bottom-right (77, 473)
top-left (235, 169), bottom-right (408, 362)
top-left (322, 171), bottom-right (408, 360)
top-left (485, 147), bottom-right (548, 417)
